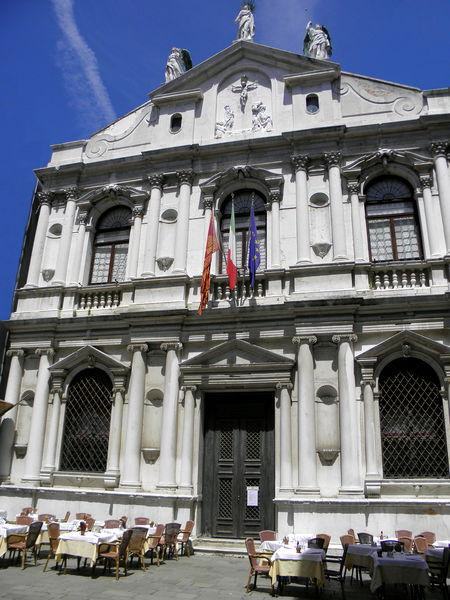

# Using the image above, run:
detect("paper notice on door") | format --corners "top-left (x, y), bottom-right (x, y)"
top-left (247, 486), bottom-right (259, 507)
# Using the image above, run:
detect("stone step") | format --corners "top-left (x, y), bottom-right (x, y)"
top-left (193, 537), bottom-right (247, 556)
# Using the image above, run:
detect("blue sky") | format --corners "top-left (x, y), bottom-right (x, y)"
top-left (1, 0), bottom-right (449, 319)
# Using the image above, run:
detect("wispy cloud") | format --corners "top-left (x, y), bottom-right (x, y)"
top-left (257, 0), bottom-right (321, 53)
top-left (51, 0), bottom-right (116, 132)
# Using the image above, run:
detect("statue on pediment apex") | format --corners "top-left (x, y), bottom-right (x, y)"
top-left (236, 2), bottom-right (255, 41)
top-left (303, 21), bottom-right (332, 60)
top-left (165, 47), bottom-right (193, 82)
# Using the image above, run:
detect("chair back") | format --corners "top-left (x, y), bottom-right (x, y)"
top-left (340, 534), bottom-right (355, 548)
top-left (128, 528), bottom-right (147, 553)
top-left (339, 544), bottom-right (349, 577)
top-left (47, 522), bottom-right (60, 540)
top-left (427, 546), bottom-right (450, 584)
top-left (348, 528), bottom-right (356, 538)
top-left (414, 536), bottom-right (428, 554)
top-left (134, 517), bottom-right (150, 525)
top-left (308, 537), bottom-right (325, 549)
top-left (62, 511), bottom-right (71, 522)
top-left (16, 515), bottom-right (33, 525)
top-left (317, 533), bottom-right (331, 551)
top-left (104, 519), bottom-right (121, 529)
top-left (245, 538), bottom-right (259, 569)
top-left (395, 529), bottom-right (412, 538)
top-left (26, 521), bottom-right (43, 549)
top-left (398, 536), bottom-right (413, 553)
top-left (164, 522), bottom-right (181, 545)
top-left (85, 517), bottom-right (95, 531)
top-left (38, 514), bottom-right (55, 523)
top-left (179, 520), bottom-right (194, 543)
top-left (418, 531), bottom-right (436, 545)
top-left (259, 530), bottom-right (276, 542)
top-left (21, 507), bottom-right (35, 516)
top-left (357, 532), bottom-right (374, 544)
top-left (120, 516), bottom-right (128, 528)
top-left (75, 513), bottom-right (91, 520)
top-left (380, 540), bottom-right (395, 553)
top-left (147, 524), bottom-right (165, 550)
top-left (118, 528), bottom-right (133, 558)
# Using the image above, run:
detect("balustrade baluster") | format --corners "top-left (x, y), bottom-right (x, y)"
top-left (410, 271), bottom-right (417, 288)
top-left (392, 271), bottom-right (399, 289)
top-left (383, 273), bottom-right (390, 290)
top-left (401, 271), bottom-right (408, 288)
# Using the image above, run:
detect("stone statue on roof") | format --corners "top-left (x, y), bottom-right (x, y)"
top-left (165, 48), bottom-right (193, 82)
top-left (235, 2), bottom-right (255, 41)
top-left (303, 21), bottom-right (332, 60)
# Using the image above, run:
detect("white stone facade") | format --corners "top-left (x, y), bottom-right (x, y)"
top-left (0, 41), bottom-right (450, 539)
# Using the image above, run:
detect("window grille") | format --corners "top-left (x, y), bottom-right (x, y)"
top-left (379, 358), bottom-right (448, 479)
top-left (219, 190), bottom-right (267, 273)
top-left (90, 207), bottom-right (131, 284)
top-left (365, 177), bottom-right (422, 262)
top-left (60, 368), bottom-right (113, 473)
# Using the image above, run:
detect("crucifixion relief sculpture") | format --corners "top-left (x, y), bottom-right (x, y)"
top-left (215, 105), bottom-right (235, 138)
top-left (232, 75), bottom-right (258, 111)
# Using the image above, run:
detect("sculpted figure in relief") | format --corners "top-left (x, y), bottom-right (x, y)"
top-left (251, 102), bottom-right (272, 132)
top-left (215, 105), bottom-right (235, 138)
top-left (165, 47), bottom-right (193, 82)
top-left (235, 2), bottom-right (255, 41)
top-left (303, 21), bottom-right (332, 60)
top-left (232, 75), bottom-right (258, 111)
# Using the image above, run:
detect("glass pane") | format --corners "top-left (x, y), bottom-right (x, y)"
top-left (221, 229), bottom-right (266, 272)
top-left (90, 246), bottom-right (112, 284)
top-left (394, 217), bottom-right (421, 260)
top-left (111, 244), bottom-right (128, 282)
top-left (368, 220), bottom-right (394, 262)
top-left (366, 201), bottom-right (415, 217)
top-left (366, 177), bottom-right (412, 201)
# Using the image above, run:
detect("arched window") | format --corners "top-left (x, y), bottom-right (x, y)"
top-left (306, 94), bottom-right (319, 114)
top-left (90, 207), bottom-right (131, 284)
top-left (365, 176), bottom-right (423, 262)
top-left (170, 113), bottom-right (182, 133)
top-left (219, 190), bottom-right (267, 274)
top-left (379, 357), bottom-right (448, 479)
top-left (60, 369), bottom-right (113, 473)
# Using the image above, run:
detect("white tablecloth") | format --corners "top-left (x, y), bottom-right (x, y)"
top-left (434, 540), bottom-right (450, 548)
top-left (0, 524), bottom-right (28, 538)
top-left (370, 553), bottom-right (429, 593)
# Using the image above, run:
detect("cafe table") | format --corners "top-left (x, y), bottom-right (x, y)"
top-left (269, 547), bottom-right (325, 591)
top-left (345, 543), bottom-right (378, 570)
top-left (370, 552), bottom-right (429, 594)
top-left (259, 533), bottom-right (315, 554)
top-left (55, 531), bottom-right (119, 568)
top-left (0, 524), bottom-right (29, 558)
top-left (38, 521), bottom-right (77, 545)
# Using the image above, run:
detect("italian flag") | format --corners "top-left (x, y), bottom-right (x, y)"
top-left (226, 202), bottom-right (238, 290)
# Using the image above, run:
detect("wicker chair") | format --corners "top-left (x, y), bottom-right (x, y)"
top-left (8, 521), bottom-right (43, 569)
top-left (324, 543), bottom-right (348, 598)
top-left (146, 524), bottom-right (165, 566)
top-left (414, 536), bottom-right (428, 554)
top-left (134, 517), bottom-right (150, 526)
top-left (75, 513), bottom-right (91, 520)
top-left (348, 528), bottom-right (356, 539)
top-left (395, 529), bottom-right (413, 538)
top-left (43, 522), bottom-right (60, 572)
top-left (308, 537), bottom-right (325, 550)
top-left (160, 523), bottom-right (181, 560)
top-left (21, 507), bottom-right (35, 516)
top-left (61, 511), bottom-right (71, 522)
top-left (245, 538), bottom-right (273, 595)
top-left (85, 518), bottom-right (95, 531)
top-left (427, 546), bottom-right (450, 599)
top-left (104, 520), bottom-right (121, 529)
top-left (340, 534), bottom-right (355, 548)
top-left (38, 514), bottom-right (55, 524)
top-left (95, 529), bottom-right (133, 581)
top-left (357, 532), bottom-right (374, 544)
top-left (126, 528), bottom-right (148, 571)
top-left (317, 533), bottom-right (331, 553)
top-left (398, 536), bottom-right (413, 553)
top-left (16, 515), bottom-right (33, 526)
top-left (259, 530), bottom-right (276, 542)
top-left (419, 531), bottom-right (436, 546)
top-left (178, 520), bottom-right (195, 557)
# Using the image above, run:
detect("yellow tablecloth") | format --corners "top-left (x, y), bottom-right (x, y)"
top-left (269, 558), bottom-right (325, 587)
top-left (56, 539), bottom-right (100, 566)
top-left (0, 536), bottom-right (7, 558)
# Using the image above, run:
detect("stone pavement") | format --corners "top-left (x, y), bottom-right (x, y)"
top-left (0, 552), bottom-right (437, 600)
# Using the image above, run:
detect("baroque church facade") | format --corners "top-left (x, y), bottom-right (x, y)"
top-left (1, 28), bottom-right (450, 540)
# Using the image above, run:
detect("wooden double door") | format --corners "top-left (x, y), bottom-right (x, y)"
top-left (202, 392), bottom-right (275, 539)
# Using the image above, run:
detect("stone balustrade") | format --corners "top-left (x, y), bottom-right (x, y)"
top-left (212, 273), bottom-right (266, 302)
top-left (77, 287), bottom-right (122, 310)
top-left (370, 263), bottom-right (430, 291)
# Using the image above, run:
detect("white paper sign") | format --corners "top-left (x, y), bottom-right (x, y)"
top-left (247, 486), bottom-right (259, 507)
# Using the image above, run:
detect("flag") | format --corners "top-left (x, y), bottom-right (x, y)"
top-left (198, 212), bottom-right (220, 315)
top-left (248, 203), bottom-right (260, 289)
top-left (226, 201), bottom-right (238, 290)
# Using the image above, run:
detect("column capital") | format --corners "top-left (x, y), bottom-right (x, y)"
top-left (361, 379), bottom-right (375, 389)
top-left (276, 382), bottom-right (293, 391)
top-left (430, 141), bottom-right (448, 158)
top-left (6, 349), bottom-right (25, 358)
top-left (332, 334), bottom-right (358, 345)
top-left (127, 343), bottom-right (149, 354)
top-left (323, 151), bottom-right (342, 168)
top-left (203, 197), bottom-right (214, 211)
top-left (347, 182), bottom-right (360, 195)
top-left (160, 342), bottom-right (183, 353)
top-left (132, 205), bottom-right (145, 219)
top-left (35, 348), bottom-right (55, 358)
top-left (419, 175), bottom-right (433, 190)
top-left (181, 385), bottom-right (197, 393)
top-left (76, 210), bottom-right (89, 226)
top-left (177, 169), bottom-right (195, 186)
top-left (292, 335), bottom-right (317, 347)
top-left (268, 191), bottom-right (282, 204)
top-left (37, 191), bottom-right (53, 207)
top-left (111, 386), bottom-right (126, 396)
top-left (291, 154), bottom-right (310, 173)
top-left (64, 187), bottom-right (80, 201)
top-left (148, 173), bottom-right (165, 190)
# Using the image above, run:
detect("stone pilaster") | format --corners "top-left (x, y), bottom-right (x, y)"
top-left (179, 385), bottom-right (197, 492)
top-left (41, 375), bottom-right (65, 483)
top-left (105, 383), bottom-right (126, 488)
top-left (142, 174), bottom-right (165, 277)
top-left (25, 193), bottom-right (53, 288)
top-left (128, 205), bottom-right (145, 279)
top-left (347, 182), bottom-right (365, 262)
top-left (53, 188), bottom-right (79, 286)
top-left (324, 153), bottom-right (347, 261)
top-left (430, 141), bottom-right (450, 254)
top-left (69, 209), bottom-right (90, 285)
top-left (277, 382), bottom-right (293, 491)
top-left (173, 170), bottom-right (194, 274)
top-left (269, 191), bottom-right (282, 269)
top-left (292, 155), bottom-right (311, 264)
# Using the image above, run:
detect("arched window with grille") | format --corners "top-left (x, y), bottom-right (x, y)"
top-left (60, 369), bottom-right (113, 473)
top-left (379, 357), bottom-right (449, 479)
top-left (90, 206), bottom-right (131, 284)
top-left (365, 176), bottom-right (423, 262)
top-left (219, 190), bottom-right (267, 274)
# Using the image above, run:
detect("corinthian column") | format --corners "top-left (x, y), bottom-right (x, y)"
top-left (158, 342), bottom-right (182, 489)
top-left (69, 210), bottom-right (89, 285)
top-left (173, 170), bottom-right (194, 274)
top-left (53, 188), bottom-right (79, 286)
top-left (419, 175), bottom-right (440, 258)
top-left (25, 192), bottom-right (52, 288)
top-left (179, 385), bottom-right (197, 491)
top-left (269, 192), bottom-right (282, 269)
top-left (41, 377), bottom-right (64, 482)
top-left (347, 182), bottom-right (365, 262)
top-left (292, 155), bottom-right (311, 264)
top-left (277, 382), bottom-right (293, 491)
top-left (128, 206), bottom-right (145, 279)
top-left (293, 336), bottom-right (319, 493)
top-left (0, 349), bottom-right (25, 480)
top-left (332, 335), bottom-right (361, 493)
top-left (23, 348), bottom-right (54, 486)
top-left (105, 383), bottom-right (126, 488)
top-left (120, 344), bottom-right (148, 489)
top-left (142, 174), bottom-right (165, 277)
top-left (324, 153), bottom-right (347, 260)
top-left (430, 142), bottom-right (450, 255)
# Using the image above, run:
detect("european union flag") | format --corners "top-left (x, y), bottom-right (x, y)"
top-left (248, 204), bottom-right (260, 289)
